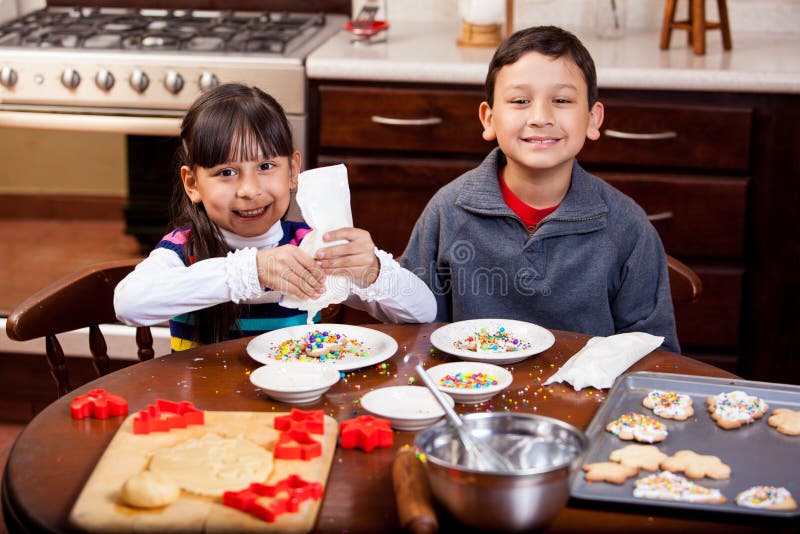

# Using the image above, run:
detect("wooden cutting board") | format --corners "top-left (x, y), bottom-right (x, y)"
top-left (70, 410), bottom-right (339, 533)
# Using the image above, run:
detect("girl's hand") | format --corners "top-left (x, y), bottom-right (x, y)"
top-left (256, 245), bottom-right (326, 300)
top-left (314, 228), bottom-right (380, 287)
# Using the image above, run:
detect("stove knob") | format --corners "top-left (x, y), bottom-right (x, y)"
top-left (95, 69), bottom-right (115, 91)
top-left (61, 68), bottom-right (81, 90)
top-left (198, 71), bottom-right (219, 92)
top-left (129, 69), bottom-right (149, 94)
top-left (0, 66), bottom-right (18, 88)
top-left (164, 70), bottom-right (184, 95)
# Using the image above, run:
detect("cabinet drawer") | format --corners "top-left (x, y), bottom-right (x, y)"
top-left (580, 102), bottom-right (752, 171)
top-left (601, 172), bottom-right (748, 258)
top-left (318, 85), bottom-right (492, 155)
top-left (675, 265), bottom-right (743, 349)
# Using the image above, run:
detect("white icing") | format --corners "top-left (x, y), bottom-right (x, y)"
top-left (634, 472), bottom-right (724, 503)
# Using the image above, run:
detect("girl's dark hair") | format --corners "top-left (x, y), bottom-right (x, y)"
top-left (485, 26), bottom-right (598, 110)
top-left (171, 83), bottom-right (295, 343)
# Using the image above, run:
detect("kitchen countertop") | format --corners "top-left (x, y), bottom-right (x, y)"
top-left (306, 19), bottom-right (800, 94)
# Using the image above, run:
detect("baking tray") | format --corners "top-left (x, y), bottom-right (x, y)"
top-left (569, 371), bottom-right (800, 519)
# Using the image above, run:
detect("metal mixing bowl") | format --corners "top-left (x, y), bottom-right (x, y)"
top-left (414, 412), bottom-right (588, 532)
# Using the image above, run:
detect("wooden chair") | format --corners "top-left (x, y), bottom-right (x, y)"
top-left (5, 258), bottom-right (153, 398)
top-left (666, 254), bottom-right (702, 304)
top-left (660, 0), bottom-right (732, 55)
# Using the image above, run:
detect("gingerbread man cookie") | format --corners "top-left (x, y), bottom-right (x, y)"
top-left (707, 390), bottom-right (769, 430)
top-left (606, 412), bottom-right (668, 443)
top-left (660, 450), bottom-right (731, 480)
top-left (767, 408), bottom-right (800, 436)
top-left (582, 461), bottom-right (639, 484)
top-left (609, 444), bottom-right (668, 471)
top-left (642, 390), bottom-right (694, 421)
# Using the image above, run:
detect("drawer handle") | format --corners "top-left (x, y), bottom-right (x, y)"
top-left (604, 129), bottom-right (678, 141)
top-left (647, 211), bottom-right (674, 222)
top-left (371, 115), bottom-right (443, 126)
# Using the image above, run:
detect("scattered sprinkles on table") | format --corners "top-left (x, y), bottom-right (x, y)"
top-left (633, 471), bottom-right (726, 503)
top-left (271, 330), bottom-right (369, 362)
top-left (437, 371), bottom-right (499, 390)
top-left (454, 327), bottom-right (531, 353)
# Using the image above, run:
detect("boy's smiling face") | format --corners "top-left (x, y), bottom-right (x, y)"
top-left (480, 50), bottom-right (604, 184)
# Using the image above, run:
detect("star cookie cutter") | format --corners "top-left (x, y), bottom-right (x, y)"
top-left (340, 415), bottom-right (393, 452)
top-left (274, 408), bottom-right (324, 434)
top-left (132, 399), bottom-right (204, 434)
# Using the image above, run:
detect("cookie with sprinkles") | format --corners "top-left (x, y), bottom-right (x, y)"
top-left (642, 390), bottom-right (694, 421)
top-left (736, 486), bottom-right (798, 511)
top-left (606, 412), bottom-right (668, 443)
top-left (767, 408), bottom-right (800, 436)
top-left (454, 327), bottom-right (531, 353)
top-left (633, 471), bottom-right (727, 504)
top-left (706, 390), bottom-right (769, 430)
top-left (273, 330), bottom-right (368, 362)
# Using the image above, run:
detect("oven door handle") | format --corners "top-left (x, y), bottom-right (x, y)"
top-left (0, 111), bottom-right (181, 135)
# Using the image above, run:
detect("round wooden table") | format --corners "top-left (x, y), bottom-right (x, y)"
top-left (1, 324), bottom-right (788, 533)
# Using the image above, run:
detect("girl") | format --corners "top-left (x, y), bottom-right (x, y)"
top-left (114, 83), bottom-right (435, 350)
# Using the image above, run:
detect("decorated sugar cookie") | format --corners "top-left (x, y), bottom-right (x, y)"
top-left (633, 471), bottom-right (726, 504)
top-left (736, 486), bottom-right (798, 511)
top-left (642, 390), bottom-right (694, 421)
top-left (706, 390), bottom-right (769, 430)
top-left (606, 412), bottom-right (668, 443)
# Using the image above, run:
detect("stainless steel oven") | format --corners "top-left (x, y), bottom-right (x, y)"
top-left (0, 2), bottom-right (347, 246)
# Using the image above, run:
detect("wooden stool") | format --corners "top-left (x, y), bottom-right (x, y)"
top-left (660, 0), bottom-right (732, 55)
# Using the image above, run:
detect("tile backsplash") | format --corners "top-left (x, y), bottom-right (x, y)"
top-left (357, 0), bottom-right (800, 35)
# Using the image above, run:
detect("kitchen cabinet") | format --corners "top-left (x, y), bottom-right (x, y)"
top-left (311, 80), bottom-right (800, 384)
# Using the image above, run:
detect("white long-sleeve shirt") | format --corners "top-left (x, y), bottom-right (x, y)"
top-left (114, 222), bottom-right (437, 327)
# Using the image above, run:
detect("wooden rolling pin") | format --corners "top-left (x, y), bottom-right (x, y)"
top-left (392, 445), bottom-right (439, 534)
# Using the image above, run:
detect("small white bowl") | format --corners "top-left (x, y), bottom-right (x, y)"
top-left (425, 361), bottom-right (513, 404)
top-left (250, 363), bottom-right (340, 404)
top-left (360, 386), bottom-right (454, 431)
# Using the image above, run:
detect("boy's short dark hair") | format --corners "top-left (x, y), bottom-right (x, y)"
top-left (485, 26), bottom-right (598, 110)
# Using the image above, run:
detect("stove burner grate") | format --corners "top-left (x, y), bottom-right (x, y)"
top-left (0, 7), bottom-right (327, 53)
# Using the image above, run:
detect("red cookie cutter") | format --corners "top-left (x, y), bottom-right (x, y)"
top-left (340, 415), bottom-right (393, 452)
top-left (222, 475), bottom-right (323, 523)
top-left (274, 408), bottom-right (324, 434)
top-left (70, 388), bottom-right (128, 420)
top-left (274, 429), bottom-right (322, 460)
top-left (132, 399), bottom-right (204, 435)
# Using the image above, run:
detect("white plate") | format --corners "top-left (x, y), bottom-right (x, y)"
top-left (430, 319), bottom-right (555, 364)
top-left (425, 361), bottom-right (513, 404)
top-left (246, 324), bottom-right (398, 371)
top-left (250, 363), bottom-right (340, 404)
top-left (360, 386), bottom-right (454, 431)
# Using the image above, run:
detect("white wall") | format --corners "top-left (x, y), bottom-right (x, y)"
top-left (356, 0), bottom-right (800, 35)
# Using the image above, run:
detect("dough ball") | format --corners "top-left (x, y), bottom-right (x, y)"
top-left (121, 470), bottom-right (181, 508)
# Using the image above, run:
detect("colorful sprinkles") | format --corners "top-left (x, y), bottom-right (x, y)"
top-left (709, 390), bottom-right (768, 423)
top-left (437, 371), bottom-right (499, 390)
top-left (454, 327), bottom-right (531, 353)
top-left (273, 330), bottom-right (369, 362)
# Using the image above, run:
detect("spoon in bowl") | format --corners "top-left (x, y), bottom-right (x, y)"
top-left (404, 353), bottom-right (514, 473)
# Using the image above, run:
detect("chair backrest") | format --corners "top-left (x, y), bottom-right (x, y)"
top-left (5, 258), bottom-right (152, 398)
top-left (666, 254), bottom-right (703, 304)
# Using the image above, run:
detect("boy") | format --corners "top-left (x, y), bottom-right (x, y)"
top-left (400, 26), bottom-right (679, 353)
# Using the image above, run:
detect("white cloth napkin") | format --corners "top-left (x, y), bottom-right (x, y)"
top-left (543, 332), bottom-right (664, 391)
top-left (280, 164), bottom-right (354, 322)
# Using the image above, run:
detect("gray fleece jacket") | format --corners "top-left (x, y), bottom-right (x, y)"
top-left (400, 148), bottom-right (680, 354)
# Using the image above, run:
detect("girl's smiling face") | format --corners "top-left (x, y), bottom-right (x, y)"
top-left (479, 50), bottom-right (604, 183)
top-left (181, 149), bottom-right (301, 238)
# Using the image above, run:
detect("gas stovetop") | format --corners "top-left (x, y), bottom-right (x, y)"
top-left (0, 7), bottom-right (329, 54)
top-left (0, 7), bottom-right (346, 113)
